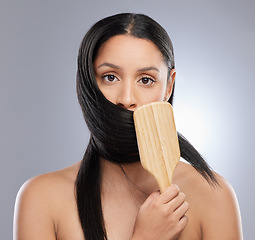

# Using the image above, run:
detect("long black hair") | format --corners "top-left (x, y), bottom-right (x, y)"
top-left (76, 13), bottom-right (217, 240)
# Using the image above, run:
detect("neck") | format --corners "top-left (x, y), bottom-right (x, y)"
top-left (100, 158), bottom-right (159, 199)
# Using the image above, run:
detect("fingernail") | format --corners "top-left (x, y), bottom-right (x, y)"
top-left (174, 184), bottom-right (180, 191)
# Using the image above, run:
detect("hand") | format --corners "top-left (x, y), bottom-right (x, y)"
top-left (132, 185), bottom-right (189, 240)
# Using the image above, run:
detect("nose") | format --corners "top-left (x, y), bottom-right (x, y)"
top-left (116, 81), bottom-right (137, 110)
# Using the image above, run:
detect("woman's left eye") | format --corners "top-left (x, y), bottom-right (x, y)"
top-left (138, 77), bottom-right (155, 86)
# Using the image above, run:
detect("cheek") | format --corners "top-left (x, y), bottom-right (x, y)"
top-left (96, 80), bottom-right (124, 105)
top-left (98, 86), bottom-right (117, 103)
top-left (137, 84), bottom-right (167, 104)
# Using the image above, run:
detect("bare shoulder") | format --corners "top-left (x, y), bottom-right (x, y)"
top-left (14, 161), bottom-right (81, 240)
top-left (16, 161), bottom-right (80, 205)
top-left (174, 160), bottom-right (243, 240)
top-left (174, 160), bottom-right (237, 198)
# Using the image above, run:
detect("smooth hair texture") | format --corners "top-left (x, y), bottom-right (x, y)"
top-left (76, 13), bottom-right (218, 240)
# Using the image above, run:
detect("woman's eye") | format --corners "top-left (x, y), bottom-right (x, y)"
top-left (102, 74), bottom-right (118, 82)
top-left (139, 77), bottom-right (155, 86)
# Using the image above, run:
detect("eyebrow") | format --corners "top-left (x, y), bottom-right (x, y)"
top-left (97, 63), bottom-right (122, 69)
top-left (137, 66), bottom-right (159, 72)
top-left (97, 63), bottom-right (159, 72)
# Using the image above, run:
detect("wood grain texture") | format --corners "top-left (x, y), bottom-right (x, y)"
top-left (134, 102), bottom-right (180, 192)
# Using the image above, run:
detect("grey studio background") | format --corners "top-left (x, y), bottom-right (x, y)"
top-left (1, 0), bottom-right (254, 239)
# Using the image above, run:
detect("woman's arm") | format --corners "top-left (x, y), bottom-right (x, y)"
top-left (13, 176), bottom-right (57, 240)
top-left (200, 174), bottom-right (243, 240)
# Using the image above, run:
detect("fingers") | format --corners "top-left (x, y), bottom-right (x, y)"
top-left (167, 191), bottom-right (186, 211)
top-left (157, 184), bottom-right (189, 223)
top-left (142, 191), bottom-right (160, 208)
top-left (158, 184), bottom-right (180, 204)
top-left (143, 184), bottom-right (189, 221)
top-left (136, 185), bottom-right (189, 239)
top-left (178, 214), bottom-right (189, 231)
top-left (175, 200), bottom-right (189, 218)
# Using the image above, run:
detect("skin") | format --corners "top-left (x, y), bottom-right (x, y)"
top-left (13, 35), bottom-right (243, 240)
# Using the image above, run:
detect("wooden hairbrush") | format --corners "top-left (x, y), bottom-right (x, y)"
top-left (133, 101), bottom-right (180, 192)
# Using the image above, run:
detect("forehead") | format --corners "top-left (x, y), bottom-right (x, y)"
top-left (94, 35), bottom-right (165, 67)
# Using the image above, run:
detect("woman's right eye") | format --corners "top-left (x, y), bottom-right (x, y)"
top-left (102, 74), bottom-right (118, 82)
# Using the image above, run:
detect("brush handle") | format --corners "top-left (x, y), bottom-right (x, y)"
top-left (134, 102), bottom-right (180, 192)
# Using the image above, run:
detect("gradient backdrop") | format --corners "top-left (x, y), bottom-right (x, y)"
top-left (1, 0), bottom-right (254, 239)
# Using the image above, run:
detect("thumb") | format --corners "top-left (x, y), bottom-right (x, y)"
top-left (142, 191), bottom-right (160, 208)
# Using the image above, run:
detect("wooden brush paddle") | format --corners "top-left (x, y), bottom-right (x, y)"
top-left (133, 101), bottom-right (180, 192)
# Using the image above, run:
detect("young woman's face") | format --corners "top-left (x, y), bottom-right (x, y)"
top-left (94, 35), bottom-right (175, 111)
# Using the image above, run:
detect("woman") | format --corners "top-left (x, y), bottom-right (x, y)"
top-left (14, 13), bottom-right (242, 240)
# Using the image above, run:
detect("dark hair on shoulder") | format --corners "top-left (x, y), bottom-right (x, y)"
top-left (76, 12), bottom-right (218, 240)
